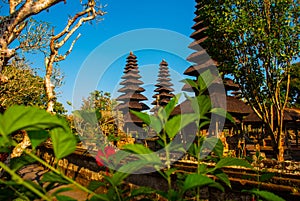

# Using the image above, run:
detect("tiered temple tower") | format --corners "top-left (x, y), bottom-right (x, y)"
top-left (179, 0), bottom-right (251, 136)
top-left (183, 0), bottom-right (220, 93)
top-left (116, 52), bottom-right (149, 133)
top-left (151, 60), bottom-right (174, 112)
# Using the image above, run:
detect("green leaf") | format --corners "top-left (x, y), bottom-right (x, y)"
top-left (210, 108), bottom-right (235, 124)
top-left (95, 109), bottom-right (102, 121)
top-left (130, 110), bottom-right (162, 133)
top-left (215, 157), bottom-right (252, 169)
top-left (0, 136), bottom-right (14, 151)
top-left (122, 159), bottom-right (159, 174)
top-left (156, 190), bottom-right (168, 199)
top-left (260, 172), bottom-right (276, 182)
top-left (27, 130), bottom-right (49, 149)
top-left (198, 96), bottom-right (212, 117)
top-left (243, 190), bottom-right (285, 201)
top-left (87, 181), bottom-right (105, 192)
top-left (198, 70), bottom-right (215, 92)
top-left (201, 137), bottom-right (224, 158)
top-left (73, 110), bottom-right (98, 125)
top-left (129, 187), bottom-right (156, 199)
top-left (50, 126), bottom-right (76, 159)
top-left (1, 105), bottom-right (67, 136)
top-left (181, 78), bottom-right (198, 91)
top-left (186, 95), bottom-right (211, 118)
top-left (208, 181), bottom-right (225, 192)
top-left (183, 174), bottom-right (216, 192)
top-left (168, 189), bottom-right (180, 201)
top-left (111, 150), bottom-right (130, 166)
top-left (165, 113), bottom-right (198, 139)
top-left (162, 94), bottom-right (181, 120)
top-left (122, 143), bottom-right (153, 154)
top-left (129, 110), bottom-right (151, 125)
top-left (122, 144), bottom-right (162, 165)
top-left (213, 138), bottom-right (224, 158)
top-left (41, 171), bottom-right (70, 184)
top-left (214, 170), bottom-right (231, 188)
top-left (10, 155), bottom-right (36, 171)
top-left (198, 164), bottom-right (208, 174)
top-left (199, 120), bottom-right (210, 129)
top-left (164, 168), bottom-right (177, 177)
top-left (110, 171), bottom-right (129, 186)
top-left (88, 194), bottom-right (109, 201)
top-left (0, 188), bottom-right (15, 200)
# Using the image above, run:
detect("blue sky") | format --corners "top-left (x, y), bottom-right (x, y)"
top-left (3, 0), bottom-right (197, 112)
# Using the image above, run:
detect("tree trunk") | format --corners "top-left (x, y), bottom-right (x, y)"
top-left (11, 131), bottom-right (31, 158)
top-left (277, 110), bottom-right (285, 161)
top-left (45, 55), bottom-right (56, 113)
top-left (0, 0), bottom-right (64, 72)
top-left (45, 73), bottom-right (55, 113)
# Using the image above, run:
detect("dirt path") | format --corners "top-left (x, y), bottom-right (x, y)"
top-left (18, 164), bottom-right (91, 200)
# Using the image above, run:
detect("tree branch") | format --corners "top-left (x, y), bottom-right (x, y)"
top-left (54, 33), bottom-right (81, 62)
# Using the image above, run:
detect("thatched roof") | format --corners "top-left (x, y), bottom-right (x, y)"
top-left (116, 93), bottom-right (148, 101)
top-left (127, 51), bottom-right (137, 59)
top-left (153, 91), bottom-right (175, 98)
top-left (171, 100), bottom-right (194, 116)
top-left (183, 62), bottom-right (218, 76)
top-left (123, 112), bottom-right (144, 123)
top-left (125, 63), bottom-right (138, 68)
top-left (121, 73), bottom-right (141, 79)
top-left (243, 111), bottom-right (261, 123)
top-left (151, 98), bottom-right (173, 106)
top-left (182, 82), bottom-right (196, 92)
top-left (160, 60), bottom-right (168, 65)
top-left (186, 50), bottom-right (214, 64)
top-left (157, 77), bottom-right (171, 82)
top-left (115, 102), bottom-right (149, 111)
top-left (226, 96), bottom-right (252, 114)
top-left (154, 86), bottom-right (174, 92)
top-left (171, 96), bottom-right (251, 116)
top-left (155, 81), bottom-right (174, 87)
top-left (188, 37), bottom-right (208, 51)
top-left (120, 79), bottom-right (143, 85)
top-left (190, 27), bottom-right (208, 40)
top-left (285, 108), bottom-right (300, 120)
top-left (118, 86), bottom-right (145, 93)
top-left (243, 108), bottom-right (299, 124)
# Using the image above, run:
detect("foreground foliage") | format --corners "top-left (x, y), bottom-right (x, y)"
top-left (203, 0), bottom-right (299, 161)
top-left (0, 72), bottom-right (286, 201)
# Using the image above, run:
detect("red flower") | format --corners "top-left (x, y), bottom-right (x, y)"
top-left (96, 146), bottom-right (116, 167)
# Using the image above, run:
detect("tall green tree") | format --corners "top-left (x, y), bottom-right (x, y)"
top-left (0, 63), bottom-right (66, 114)
top-left (205, 0), bottom-right (299, 161)
top-left (0, 65), bottom-right (45, 112)
top-left (283, 62), bottom-right (300, 108)
top-left (73, 90), bottom-right (121, 146)
top-left (81, 90), bottom-right (116, 111)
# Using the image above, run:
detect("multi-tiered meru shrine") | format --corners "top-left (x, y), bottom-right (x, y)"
top-left (113, 0), bottom-right (300, 159)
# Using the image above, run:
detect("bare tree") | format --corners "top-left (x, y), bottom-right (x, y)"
top-left (0, 0), bottom-right (66, 75)
top-left (45, 0), bottom-right (105, 113)
top-left (2, 0), bottom-right (106, 157)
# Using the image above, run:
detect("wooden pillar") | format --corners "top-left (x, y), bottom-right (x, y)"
top-left (295, 125), bottom-right (299, 147)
